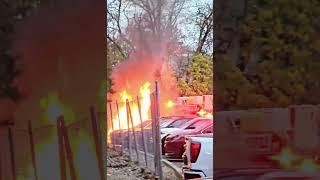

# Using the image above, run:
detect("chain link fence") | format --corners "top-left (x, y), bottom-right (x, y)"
top-left (107, 81), bottom-right (163, 179)
top-left (0, 107), bottom-right (106, 180)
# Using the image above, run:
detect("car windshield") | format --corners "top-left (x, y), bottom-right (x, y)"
top-left (180, 119), bottom-right (212, 130)
top-left (166, 118), bottom-right (193, 128)
top-left (161, 119), bottom-right (175, 128)
top-left (160, 119), bottom-right (169, 126)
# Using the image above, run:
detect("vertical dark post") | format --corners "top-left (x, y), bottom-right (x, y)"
top-left (127, 99), bottom-right (140, 164)
top-left (137, 96), bottom-right (148, 167)
top-left (150, 93), bottom-right (157, 172)
top-left (60, 118), bottom-right (77, 180)
top-left (116, 100), bottom-right (123, 154)
top-left (90, 106), bottom-right (105, 180)
top-left (57, 117), bottom-right (67, 180)
top-left (126, 99), bottom-right (132, 161)
top-left (109, 103), bottom-right (116, 149)
top-left (28, 120), bottom-right (38, 180)
top-left (154, 81), bottom-right (163, 180)
top-left (8, 127), bottom-right (16, 180)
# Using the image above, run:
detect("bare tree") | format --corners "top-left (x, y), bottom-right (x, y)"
top-left (195, 2), bottom-right (213, 55)
top-left (107, 0), bottom-right (186, 56)
top-left (107, 0), bottom-right (135, 59)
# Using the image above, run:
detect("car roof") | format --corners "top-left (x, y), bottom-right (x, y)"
top-left (179, 117), bottom-right (213, 129)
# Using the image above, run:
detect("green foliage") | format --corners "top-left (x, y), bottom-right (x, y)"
top-left (178, 53), bottom-right (213, 96)
top-left (215, 54), bottom-right (273, 109)
top-left (216, 0), bottom-right (320, 110)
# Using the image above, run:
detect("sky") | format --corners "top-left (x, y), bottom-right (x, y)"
top-left (107, 0), bottom-right (213, 52)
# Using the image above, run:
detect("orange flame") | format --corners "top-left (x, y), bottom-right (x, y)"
top-left (197, 109), bottom-right (213, 118)
top-left (107, 82), bottom-right (151, 143)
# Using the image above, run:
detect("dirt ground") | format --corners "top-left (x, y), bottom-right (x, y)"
top-left (105, 148), bottom-right (181, 180)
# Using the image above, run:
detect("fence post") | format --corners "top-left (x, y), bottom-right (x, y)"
top-left (154, 81), bottom-right (163, 180)
top-left (109, 103), bottom-right (116, 149)
top-left (8, 127), bottom-right (16, 180)
top-left (57, 116), bottom-right (67, 180)
top-left (150, 93), bottom-right (157, 172)
top-left (127, 99), bottom-right (140, 164)
top-left (89, 106), bottom-right (106, 180)
top-left (126, 99), bottom-right (132, 161)
top-left (28, 120), bottom-right (38, 180)
top-left (60, 118), bottom-right (77, 180)
top-left (137, 96), bottom-right (148, 168)
top-left (116, 100), bottom-right (123, 154)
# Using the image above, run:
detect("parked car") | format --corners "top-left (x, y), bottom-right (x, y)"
top-left (182, 133), bottom-right (213, 179)
top-left (160, 116), bottom-right (198, 139)
top-left (161, 117), bottom-right (213, 155)
top-left (163, 119), bottom-right (213, 160)
top-left (141, 116), bottom-right (197, 153)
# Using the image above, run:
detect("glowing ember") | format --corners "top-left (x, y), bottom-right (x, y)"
top-left (197, 109), bottom-right (213, 118)
top-left (107, 82), bottom-right (151, 143)
top-left (270, 148), bottom-right (298, 168)
top-left (165, 100), bottom-right (175, 108)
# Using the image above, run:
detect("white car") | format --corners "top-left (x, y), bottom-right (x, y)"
top-left (182, 133), bottom-right (213, 179)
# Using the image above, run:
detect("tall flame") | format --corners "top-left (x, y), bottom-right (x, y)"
top-left (107, 82), bottom-right (151, 143)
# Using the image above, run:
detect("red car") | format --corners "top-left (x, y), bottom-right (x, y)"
top-left (163, 118), bottom-right (213, 160)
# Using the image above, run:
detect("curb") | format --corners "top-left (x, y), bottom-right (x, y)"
top-left (162, 159), bottom-right (183, 179)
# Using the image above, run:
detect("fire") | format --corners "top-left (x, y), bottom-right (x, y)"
top-left (107, 82), bottom-right (151, 143)
top-left (165, 100), bottom-right (175, 108)
top-left (197, 109), bottom-right (213, 118)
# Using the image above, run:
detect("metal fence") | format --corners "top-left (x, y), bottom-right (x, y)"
top-left (0, 106), bottom-right (105, 180)
top-left (107, 81), bottom-right (163, 179)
